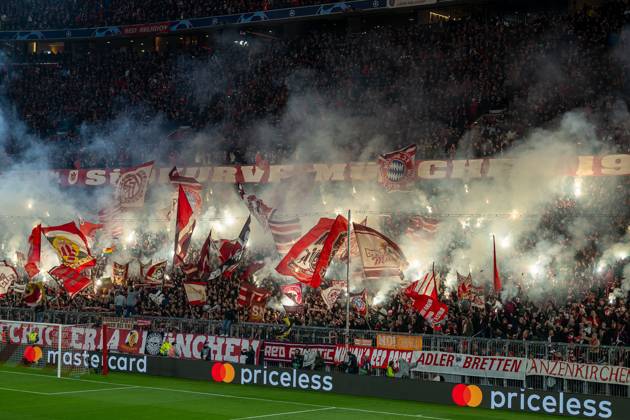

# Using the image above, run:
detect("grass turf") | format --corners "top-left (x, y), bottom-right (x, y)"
top-left (0, 365), bottom-right (552, 420)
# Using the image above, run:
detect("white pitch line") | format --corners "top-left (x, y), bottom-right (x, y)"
top-left (48, 386), bottom-right (139, 395)
top-left (0, 370), bottom-right (451, 419)
top-left (0, 386), bottom-right (50, 395)
top-left (230, 407), bottom-right (337, 420)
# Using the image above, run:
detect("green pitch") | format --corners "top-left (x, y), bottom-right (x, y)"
top-left (0, 366), bottom-right (550, 420)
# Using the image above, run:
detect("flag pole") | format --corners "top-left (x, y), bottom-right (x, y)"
top-left (345, 209), bottom-right (351, 345)
top-left (172, 189), bottom-right (180, 269)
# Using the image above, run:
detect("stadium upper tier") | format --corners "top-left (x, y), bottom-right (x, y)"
top-left (0, 0), bottom-right (336, 31)
top-left (1, 2), bottom-right (629, 169)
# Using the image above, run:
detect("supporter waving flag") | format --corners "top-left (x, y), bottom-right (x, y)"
top-left (354, 223), bottom-right (408, 279)
top-left (144, 261), bottom-right (167, 286)
top-left (281, 283), bottom-right (303, 305)
top-left (0, 261), bottom-right (18, 297)
top-left (183, 282), bottom-right (207, 306)
top-left (169, 166), bottom-right (203, 214)
top-left (48, 265), bottom-right (92, 299)
top-left (405, 271), bottom-right (447, 326)
top-left (173, 185), bottom-right (196, 267)
top-left (42, 222), bottom-right (95, 272)
top-left (115, 161), bottom-right (154, 208)
top-left (217, 216), bottom-right (251, 277)
top-left (237, 183), bottom-right (301, 256)
top-left (25, 224), bottom-right (42, 278)
top-left (276, 215), bottom-right (347, 288)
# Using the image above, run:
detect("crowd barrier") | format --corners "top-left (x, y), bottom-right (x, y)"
top-left (2, 307), bottom-right (628, 399)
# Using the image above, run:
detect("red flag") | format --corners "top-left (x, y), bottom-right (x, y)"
top-left (78, 220), bottom-right (103, 241)
top-left (48, 266), bottom-right (91, 299)
top-left (174, 185), bottom-right (196, 267)
top-left (276, 217), bottom-right (345, 288)
top-left (378, 144), bottom-right (417, 191)
top-left (25, 224), bottom-right (42, 278)
top-left (311, 215), bottom-right (348, 288)
top-left (412, 294), bottom-right (448, 325)
top-left (493, 235), bottom-right (502, 292)
top-left (281, 283), bottom-right (303, 305)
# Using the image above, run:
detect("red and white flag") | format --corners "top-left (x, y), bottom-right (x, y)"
top-left (237, 282), bottom-right (270, 308)
top-left (321, 286), bottom-right (344, 310)
top-left (236, 184), bottom-right (301, 256)
top-left (405, 272), bottom-right (447, 325)
top-left (281, 283), bottom-right (303, 305)
top-left (115, 161), bottom-right (154, 208)
top-left (0, 261), bottom-right (18, 297)
top-left (405, 272), bottom-right (438, 301)
top-left (276, 216), bottom-right (346, 288)
top-left (457, 272), bottom-right (485, 308)
top-left (48, 265), bottom-right (92, 299)
top-left (23, 283), bottom-right (44, 307)
top-left (173, 185), bottom-right (196, 267)
top-left (183, 282), bottom-right (207, 305)
top-left (25, 224), bottom-right (42, 278)
top-left (217, 216), bottom-right (251, 277)
top-left (144, 261), bottom-right (167, 285)
top-left (406, 216), bottom-right (438, 238)
top-left (268, 211), bottom-right (302, 256)
top-left (354, 223), bottom-right (408, 279)
top-left (197, 230), bottom-right (215, 274)
top-left (378, 144), bottom-right (416, 191)
top-left (335, 217), bottom-right (366, 262)
top-left (170, 166), bottom-right (203, 214)
top-left (98, 204), bottom-right (123, 239)
top-left (42, 222), bottom-right (95, 272)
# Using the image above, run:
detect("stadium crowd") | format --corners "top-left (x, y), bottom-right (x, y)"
top-left (3, 2), bottom-right (630, 169)
top-left (0, 2), bottom-right (629, 367)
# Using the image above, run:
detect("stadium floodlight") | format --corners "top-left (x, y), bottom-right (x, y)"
top-left (0, 320), bottom-right (99, 378)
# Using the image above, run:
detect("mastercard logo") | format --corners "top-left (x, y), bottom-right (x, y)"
top-left (211, 362), bottom-right (235, 383)
top-left (452, 384), bottom-right (482, 407)
top-left (24, 346), bottom-right (43, 363)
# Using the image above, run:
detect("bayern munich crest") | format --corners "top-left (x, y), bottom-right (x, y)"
top-left (378, 144), bottom-right (416, 191)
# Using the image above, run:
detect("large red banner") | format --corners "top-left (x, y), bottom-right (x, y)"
top-left (0, 322), bottom-right (260, 364)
